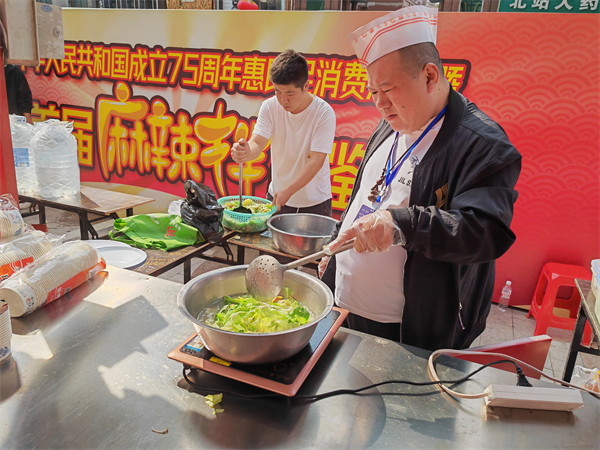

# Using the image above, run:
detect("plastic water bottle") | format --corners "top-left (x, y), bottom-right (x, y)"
top-left (31, 121), bottom-right (80, 199)
top-left (9, 115), bottom-right (38, 195)
top-left (498, 281), bottom-right (512, 312)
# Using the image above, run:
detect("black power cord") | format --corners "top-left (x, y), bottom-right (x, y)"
top-left (182, 358), bottom-right (531, 401)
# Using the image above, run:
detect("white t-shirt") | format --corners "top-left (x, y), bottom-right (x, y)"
top-left (335, 118), bottom-right (444, 323)
top-left (253, 95), bottom-right (336, 208)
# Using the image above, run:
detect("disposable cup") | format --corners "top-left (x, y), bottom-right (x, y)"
top-left (0, 341), bottom-right (11, 362)
top-left (0, 303), bottom-right (9, 318)
top-left (0, 302), bottom-right (12, 361)
top-left (0, 303), bottom-right (11, 332)
top-left (0, 316), bottom-right (11, 329)
top-left (0, 331), bottom-right (12, 343)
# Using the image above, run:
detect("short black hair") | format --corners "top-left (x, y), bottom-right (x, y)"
top-left (398, 43), bottom-right (444, 78)
top-left (269, 49), bottom-right (309, 88)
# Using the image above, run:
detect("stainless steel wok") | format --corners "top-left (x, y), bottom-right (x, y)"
top-left (177, 265), bottom-right (334, 365)
top-left (267, 213), bottom-right (338, 257)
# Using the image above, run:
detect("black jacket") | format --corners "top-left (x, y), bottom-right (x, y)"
top-left (321, 88), bottom-right (522, 351)
top-left (4, 65), bottom-right (32, 116)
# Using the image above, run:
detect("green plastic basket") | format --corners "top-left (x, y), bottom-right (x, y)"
top-left (218, 196), bottom-right (277, 233)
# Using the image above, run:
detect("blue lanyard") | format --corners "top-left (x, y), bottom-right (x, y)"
top-left (377, 105), bottom-right (447, 203)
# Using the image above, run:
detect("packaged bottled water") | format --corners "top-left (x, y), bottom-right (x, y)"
top-left (498, 281), bottom-right (512, 312)
top-left (9, 115), bottom-right (38, 195)
top-left (30, 120), bottom-right (80, 199)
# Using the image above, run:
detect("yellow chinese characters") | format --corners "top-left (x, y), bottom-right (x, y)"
top-left (93, 84), bottom-right (270, 197)
top-left (329, 138), bottom-right (367, 211)
top-left (444, 64), bottom-right (468, 92)
top-left (168, 112), bottom-right (202, 182)
top-left (37, 41), bottom-right (471, 108)
top-left (145, 99), bottom-right (174, 179)
top-left (194, 100), bottom-right (237, 196)
top-left (38, 77), bottom-right (374, 215)
top-left (96, 81), bottom-right (150, 179)
top-left (225, 121), bottom-right (268, 195)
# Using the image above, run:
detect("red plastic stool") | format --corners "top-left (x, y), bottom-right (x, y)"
top-left (527, 263), bottom-right (593, 346)
top-left (31, 224), bottom-right (48, 232)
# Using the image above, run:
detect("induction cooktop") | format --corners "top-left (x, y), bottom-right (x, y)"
top-left (168, 307), bottom-right (348, 397)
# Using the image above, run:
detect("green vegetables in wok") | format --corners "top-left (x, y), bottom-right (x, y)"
top-left (210, 287), bottom-right (312, 333)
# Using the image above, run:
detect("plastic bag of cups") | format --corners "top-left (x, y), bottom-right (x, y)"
top-left (0, 241), bottom-right (105, 317)
top-left (0, 230), bottom-right (63, 281)
top-left (0, 194), bottom-right (30, 241)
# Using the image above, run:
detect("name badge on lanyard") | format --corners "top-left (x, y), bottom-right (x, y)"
top-left (355, 106), bottom-right (447, 225)
top-left (368, 106), bottom-right (447, 208)
top-left (353, 204), bottom-right (376, 223)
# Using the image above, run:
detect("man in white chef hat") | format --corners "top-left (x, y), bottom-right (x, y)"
top-left (319, 5), bottom-right (522, 351)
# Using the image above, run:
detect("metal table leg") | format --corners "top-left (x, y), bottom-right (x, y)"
top-left (563, 306), bottom-right (588, 382)
top-left (38, 204), bottom-right (46, 225)
top-left (221, 242), bottom-right (234, 261)
top-left (78, 211), bottom-right (90, 241)
top-left (237, 244), bottom-right (245, 265)
top-left (79, 211), bottom-right (101, 240)
top-left (184, 260), bottom-right (191, 284)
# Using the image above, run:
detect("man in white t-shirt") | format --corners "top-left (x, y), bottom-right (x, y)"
top-left (231, 50), bottom-right (336, 216)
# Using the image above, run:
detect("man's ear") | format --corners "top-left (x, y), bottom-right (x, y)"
top-left (424, 63), bottom-right (441, 93)
top-left (303, 80), bottom-right (310, 92)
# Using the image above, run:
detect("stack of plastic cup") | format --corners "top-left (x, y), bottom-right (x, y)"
top-left (0, 302), bottom-right (12, 362)
top-left (0, 208), bottom-right (25, 240)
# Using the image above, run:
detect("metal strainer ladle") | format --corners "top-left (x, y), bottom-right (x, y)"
top-left (245, 240), bottom-right (355, 302)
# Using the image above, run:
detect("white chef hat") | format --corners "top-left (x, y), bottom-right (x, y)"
top-left (348, 5), bottom-right (439, 67)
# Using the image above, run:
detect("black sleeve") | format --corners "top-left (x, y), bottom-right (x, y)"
top-left (389, 140), bottom-right (521, 265)
top-left (15, 70), bottom-right (33, 115)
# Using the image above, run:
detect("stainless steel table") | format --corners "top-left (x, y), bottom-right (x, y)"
top-left (1, 267), bottom-right (599, 449)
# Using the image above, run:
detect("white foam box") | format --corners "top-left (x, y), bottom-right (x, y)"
top-left (484, 385), bottom-right (584, 411)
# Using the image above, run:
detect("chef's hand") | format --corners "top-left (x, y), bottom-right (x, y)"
top-left (231, 138), bottom-right (250, 163)
top-left (318, 255), bottom-right (330, 278)
top-left (273, 188), bottom-right (292, 212)
top-left (327, 209), bottom-right (404, 254)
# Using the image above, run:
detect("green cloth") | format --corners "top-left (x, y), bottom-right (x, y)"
top-left (109, 214), bottom-right (205, 251)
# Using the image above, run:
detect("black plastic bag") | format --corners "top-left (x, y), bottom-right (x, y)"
top-left (180, 181), bottom-right (224, 244)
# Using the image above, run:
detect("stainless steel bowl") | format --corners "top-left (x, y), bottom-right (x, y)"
top-left (267, 213), bottom-right (338, 257)
top-left (177, 265), bottom-right (334, 364)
